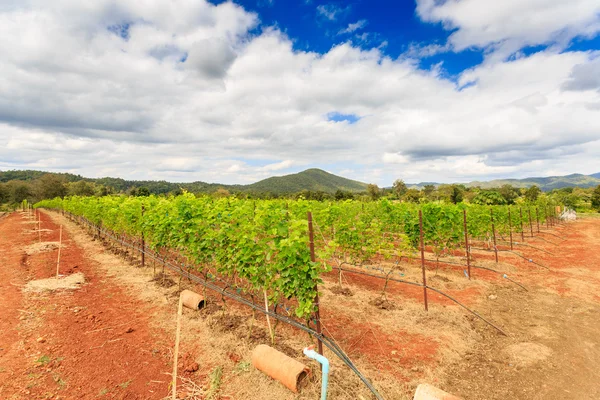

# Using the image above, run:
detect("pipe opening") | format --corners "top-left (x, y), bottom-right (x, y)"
top-left (297, 370), bottom-right (309, 390)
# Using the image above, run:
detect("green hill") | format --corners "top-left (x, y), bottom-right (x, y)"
top-left (0, 168), bottom-right (366, 195)
top-left (245, 168), bottom-right (367, 194)
top-left (409, 173), bottom-right (600, 191)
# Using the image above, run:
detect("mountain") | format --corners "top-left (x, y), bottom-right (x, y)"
top-left (245, 168), bottom-right (367, 194)
top-left (2, 168), bottom-right (599, 196)
top-left (409, 173), bottom-right (600, 191)
top-left (0, 168), bottom-right (366, 195)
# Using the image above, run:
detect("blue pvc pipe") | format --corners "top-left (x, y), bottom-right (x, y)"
top-left (304, 347), bottom-right (329, 400)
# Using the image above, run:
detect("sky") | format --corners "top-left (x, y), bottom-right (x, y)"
top-left (0, 0), bottom-right (599, 186)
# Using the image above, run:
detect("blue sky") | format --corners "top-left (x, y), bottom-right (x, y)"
top-left (0, 0), bottom-right (599, 185)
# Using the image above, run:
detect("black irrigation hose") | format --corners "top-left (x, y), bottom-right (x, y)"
top-left (417, 257), bottom-right (528, 291)
top-left (333, 266), bottom-right (508, 336)
top-left (526, 235), bottom-right (559, 246)
top-left (55, 210), bottom-right (385, 400)
top-left (495, 241), bottom-right (556, 255)
top-left (504, 250), bottom-right (549, 270)
top-left (537, 231), bottom-right (567, 241)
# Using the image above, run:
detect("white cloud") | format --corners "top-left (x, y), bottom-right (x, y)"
top-left (0, 0), bottom-right (599, 187)
top-left (316, 4), bottom-right (349, 21)
top-left (338, 20), bottom-right (367, 35)
top-left (416, 0), bottom-right (600, 59)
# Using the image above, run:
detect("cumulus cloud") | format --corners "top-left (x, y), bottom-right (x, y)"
top-left (0, 0), bottom-right (599, 186)
top-left (416, 0), bottom-right (600, 59)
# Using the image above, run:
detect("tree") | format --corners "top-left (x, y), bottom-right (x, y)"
top-left (7, 181), bottom-right (33, 203)
top-left (136, 186), bottom-right (150, 196)
top-left (592, 185), bottom-right (600, 211)
top-left (334, 189), bottom-right (354, 200)
top-left (422, 184), bottom-right (435, 198)
top-left (367, 184), bottom-right (380, 200)
top-left (68, 181), bottom-right (96, 196)
top-left (498, 184), bottom-right (518, 204)
top-left (525, 185), bottom-right (541, 202)
top-left (0, 183), bottom-right (8, 204)
top-left (472, 190), bottom-right (507, 205)
top-left (403, 188), bottom-right (422, 203)
top-left (392, 179), bottom-right (407, 199)
top-left (450, 185), bottom-right (464, 204)
top-left (35, 174), bottom-right (68, 201)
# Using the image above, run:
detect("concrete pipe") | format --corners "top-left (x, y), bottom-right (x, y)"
top-left (252, 344), bottom-right (310, 393)
top-left (180, 290), bottom-right (205, 310)
top-left (413, 383), bottom-right (462, 400)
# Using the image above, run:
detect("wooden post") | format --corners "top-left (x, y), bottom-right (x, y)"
top-left (307, 212), bottom-right (324, 356)
top-left (520, 208), bottom-right (525, 241)
top-left (508, 207), bottom-right (513, 250)
top-left (419, 210), bottom-right (428, 311)
top-left (141, 205), bottom-right (145, 268)
top-left (56, 225), bottom-right (63, 278)
top-left (172, 294), bottom-right (184, 400)
top-left (463, 209), bottom-right (471, 280)
top-left (490, 208), bottom-right (498, 264)
top-left (528, 208), bottom-right (534, 237)
top-left (536, 207), bottom-right (540, 233)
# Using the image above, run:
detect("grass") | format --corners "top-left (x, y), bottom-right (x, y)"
top-left (35, 355), bottom-right (51, 366)
top-left (97, 387), bottom-right (109, 396)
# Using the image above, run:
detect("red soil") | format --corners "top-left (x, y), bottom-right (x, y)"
top-left (0, 212), bottom-right (172, 399)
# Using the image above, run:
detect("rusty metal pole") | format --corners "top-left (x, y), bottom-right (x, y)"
top-left (307, 212), bottom-right (323, 357)
top-left (463, 209), bottom-right (471, 280)
top-left (419, 210), bottom-right (429, 311)
top-left (141, 205), bottom-right (145, 268)
top-left (508, 207), bottom-right (514, 250)
top-left (536, 207), bottom-right (540, 233)
top-left (520, 208), bottom-right (525, 241)
top-left (528, 208), bottom-right (534, 238)
top-left (490, 208), bottom-right (499, 264)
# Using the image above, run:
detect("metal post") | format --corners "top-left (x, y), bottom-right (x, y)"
top-left (463, 209), bottom-right (471, 280)
top-left (419, 210), bottom-right (429, 311)
top-left (307, 212), bottom-right (323, 357)
top-left (528, 208), bottom-right (533, 238)
top-left (520, 208), bottom-right (525, 241)
top-left (491, 208), bottom-right (499, 263)
top-left (141, 205), bottom-right (145, 268)
top-left (536, 207), bottom-right (540, 233)
top-left (508, 207), bottom-right (513, 250)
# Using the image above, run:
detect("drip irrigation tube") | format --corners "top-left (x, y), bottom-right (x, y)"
top-left (50, 210), bottom-right (385, 400)
top-left (536, 231), bottom-right (567, 241)
top-left (505, 250), bottom-right (549, 270)
top-left (332, 265), bottom-right (508, 336)
top-left (495, 241), bottom-right (555, 255)
top-left (418, 257), bottom-right (528, 291)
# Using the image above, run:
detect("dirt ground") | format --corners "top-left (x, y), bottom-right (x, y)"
top-left (1, 211), bottom-right (600, 399)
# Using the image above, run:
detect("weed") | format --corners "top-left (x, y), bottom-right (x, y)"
top-left (206, 366), bottom-right (223, 400)
top-left (118, 380), bottom-right (132, 389)
top-left (234, 360), bottom-right (251, 374)
top-left (97, 387), bottom-right (109, 396)
top-left (35, 355), bottom-right (51, 365)
top-left (53, 373), bottom-right (66, 388)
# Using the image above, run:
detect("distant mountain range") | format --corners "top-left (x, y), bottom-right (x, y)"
top-left (1, 168), bottom-right (599, 195)
top-left (408, 173), bottom-right (600, 191)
